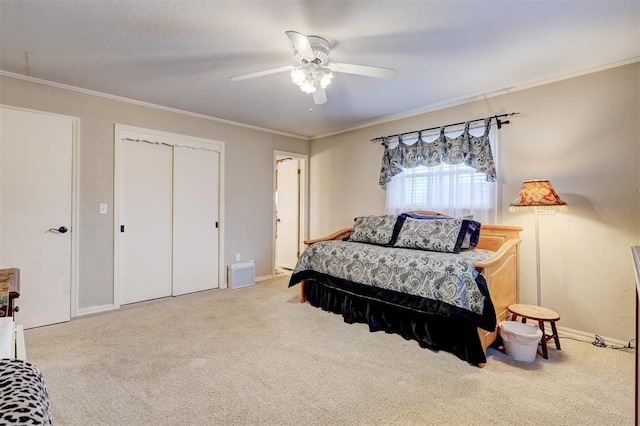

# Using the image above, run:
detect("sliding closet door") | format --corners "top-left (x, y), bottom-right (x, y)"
top-left (119, 140), bottom-right (173, 304)
top-left (172, 147), bottom-right (219, 295)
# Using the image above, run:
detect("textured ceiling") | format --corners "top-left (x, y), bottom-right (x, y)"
top-left (0, 1), bottom-right (638, 139)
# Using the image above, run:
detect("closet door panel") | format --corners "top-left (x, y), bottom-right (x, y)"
top-left (120, 141), bottom-right (173, 304)
top-left (172, 147), bottom-right (219, 295)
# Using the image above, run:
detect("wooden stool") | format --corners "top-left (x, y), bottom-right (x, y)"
top-left (507, 304), bottom-right (561, 359)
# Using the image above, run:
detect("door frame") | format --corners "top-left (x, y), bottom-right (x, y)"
top-left (272, 150), bottom-right (308, 276)
top-left (0, 104), bottom-right (80, 319)
top-left (113, 124), bottom-right (225, 309)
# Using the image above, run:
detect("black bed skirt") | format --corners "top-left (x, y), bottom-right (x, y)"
top-left (303, 279), bottom-right (487, 365)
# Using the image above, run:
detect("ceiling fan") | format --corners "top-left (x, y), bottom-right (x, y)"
top-left (229, 31), bottom-right (398, 105)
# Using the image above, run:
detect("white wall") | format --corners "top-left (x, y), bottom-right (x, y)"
top-left (0, 74), bottom-right (308, 311)
top-left (309, 62), bottom-right (640, 342)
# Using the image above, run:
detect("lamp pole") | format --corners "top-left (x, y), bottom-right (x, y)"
top-left (509, 179), bottom-right (568, 307)
top-left (534, 210), bottom-right (541, 306)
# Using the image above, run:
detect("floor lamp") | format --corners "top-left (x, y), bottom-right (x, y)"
top-left (509, 179), bottom-right (568, 306)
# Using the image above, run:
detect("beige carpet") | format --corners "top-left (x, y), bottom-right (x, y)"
top-left (25, 274), bottom-right (633, 425)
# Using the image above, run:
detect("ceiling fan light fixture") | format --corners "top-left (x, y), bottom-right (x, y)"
top-left (290, 68), bottom-right (307, 86)
top-left (290, 63), bottom-right (333, 95)
top-left (299, 81), bottom-right (317, 94)
top-left (319, 72), bottom-right (333, 89)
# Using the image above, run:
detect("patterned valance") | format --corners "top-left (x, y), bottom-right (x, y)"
top-left (379, 119), bottom-right (496, 187)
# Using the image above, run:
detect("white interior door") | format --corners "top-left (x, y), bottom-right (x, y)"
top-left (172, 146), bottom-right (219, 295)
top-left (0, 107), bottom-right (74, 329)
top-left (275, 158), bottom-right (300, 270)
top-left (119, 140), bottom-right (173, 305)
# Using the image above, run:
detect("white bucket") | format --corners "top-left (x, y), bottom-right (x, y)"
top-left (499, 321), bottom-right (543, 362)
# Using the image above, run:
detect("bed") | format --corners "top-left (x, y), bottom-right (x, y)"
top-left (288, 211), bottom-right (522, 366)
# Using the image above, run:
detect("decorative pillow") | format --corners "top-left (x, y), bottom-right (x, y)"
top-left (402, 212), bottom-right (452, 220)
top-left (347, 215), bottom-right (399, 246)
top-left (393, 217), bottom-right (479, 253)
top-left (460, 220), bottom-right (481, 250)
top-left (402, 212), bottom-right (472, 219)
top-left (398, 213), bottom-right (481, 251)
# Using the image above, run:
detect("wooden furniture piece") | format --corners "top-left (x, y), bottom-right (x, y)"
top-left (507, 303), bottom-right (561, 359)
top-left (297, 211), bottom-right (522, 367)
top-left (0, 269), bottom-right (25, 360)
top-left (0, 268), bottom-right (20, 319)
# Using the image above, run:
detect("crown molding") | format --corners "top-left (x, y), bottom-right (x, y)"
top-left (3, 56), bottom-right (637, 143)
top-left (0, 70), bottom-right (309, 141)
top-left (310, 57), bottom-right (640, 140)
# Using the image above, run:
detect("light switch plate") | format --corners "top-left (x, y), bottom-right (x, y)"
top-left (99, 203), bottom-right (108, 215)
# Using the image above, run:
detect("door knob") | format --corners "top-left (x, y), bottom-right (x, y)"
top-left (48, 226), bottom-right (68, 233)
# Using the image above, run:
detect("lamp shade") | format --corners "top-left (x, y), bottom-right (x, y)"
top-left (509, 179), bottom-right (568, 212)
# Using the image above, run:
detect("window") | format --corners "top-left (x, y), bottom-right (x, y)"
top-left (385, 124), bottom-right (498, 223)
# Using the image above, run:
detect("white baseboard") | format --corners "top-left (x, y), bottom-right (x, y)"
top-left (76, 304), bottom-right (114, 317)
top-left (557, 325), bottom-right (631, 347)
top-left (256, 274), bottom-right (273, 282)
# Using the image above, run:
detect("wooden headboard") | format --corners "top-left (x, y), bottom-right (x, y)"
top-left (476, 224), bottom-right (523, 252)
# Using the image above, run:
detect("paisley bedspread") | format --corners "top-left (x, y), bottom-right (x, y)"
top-left (289, 240), bottom-right (497, 330)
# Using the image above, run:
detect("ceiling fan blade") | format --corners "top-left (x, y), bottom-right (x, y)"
top-left (230, 66), bottom-right (294, 81)
top-left (326, 62), bottom-right (398, 79)
top-left (285, 31), bottom-right (315, 61)
top-left (312, 88), bottom-right (327, 105)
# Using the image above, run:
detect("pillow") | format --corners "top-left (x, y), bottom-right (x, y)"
top-left (402, 212), bottom-right (452, 220)
top-left (347, 215), bottom-right (399, 246)
top-left (460, 220), bottom-right (481, 250)
top-left (393, 217), bottom-right (480, 253)
top-left (390, 212), bottom-right (452, 245)
top-left (398, 213), bottom-right (481, 250)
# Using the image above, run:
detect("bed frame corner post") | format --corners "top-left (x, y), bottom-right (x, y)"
top-left (300, 280), bottom-right (307, 303)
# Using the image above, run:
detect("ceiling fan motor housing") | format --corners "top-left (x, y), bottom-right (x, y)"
top-left (294, 35), bottom-right (331, 65)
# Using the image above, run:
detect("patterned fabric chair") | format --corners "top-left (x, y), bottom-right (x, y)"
top-left (0, 359), bottom-right (52, 425)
